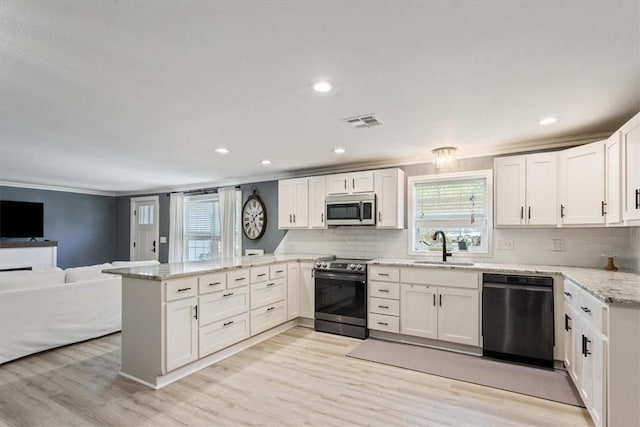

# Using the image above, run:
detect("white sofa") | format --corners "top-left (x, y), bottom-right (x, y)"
top-left (0, 260), bottom-right (159, 364)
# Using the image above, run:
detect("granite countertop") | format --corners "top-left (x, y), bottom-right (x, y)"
top-left (105, 254), bottom-right (335, 280)
top-left (369, 259), bottom-right (640, 307)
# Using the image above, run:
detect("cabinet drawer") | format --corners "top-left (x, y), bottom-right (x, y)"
top-left (269, 264), bottom-right (287, 280)
top-left (400, 268), bottom-right (478, 289)
top-left (251, 300), bottom-right (287, 336)
top-left (578, 291), bottom-right (607, 336)
top-left (368, 313), bottom-right (399, 333)
top-left (251, 278), bottom-right (286, 309)
top-left (199, 286), bottom-right (249, 327)
top-left (227, 269), bottom-right (250, 288)
top-left (564, 279), bottom-right (581, 308)
top-left (199, 312), bottom-right (250, 358)
top-left (369, 281), bottom-right (400, 299)
top-left (198, 272), bottom-right (227, 294)
top-left (369, 266), bottom-right (400, 282)
top-left (251, 266), bottom-right (269, 283)
top-left (165, 276), bottom-right (198, 301)
top-left (369, 297), bottom-right (400, 316)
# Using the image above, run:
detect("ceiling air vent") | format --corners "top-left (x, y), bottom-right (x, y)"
top-left (343, 114), bottom-right (383, 129)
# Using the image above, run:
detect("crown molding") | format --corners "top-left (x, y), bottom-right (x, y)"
top-left (0, 181), bottom-right (117, 197)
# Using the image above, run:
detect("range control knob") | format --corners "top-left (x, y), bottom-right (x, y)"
top-left (356, 264), bottom-right (364, 271)
top-left (315, 262), bottom-right (322, 269)
top-left (322, 263), bottom-right (328, 268)
top-left (348, 264), bottom-right (356, 270)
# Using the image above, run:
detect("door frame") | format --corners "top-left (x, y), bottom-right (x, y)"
top-left (130, 196), bottom-right (160, 261)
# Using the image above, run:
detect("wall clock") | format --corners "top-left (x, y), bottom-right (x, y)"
top-left (242, 187), bottom-right (267, 240)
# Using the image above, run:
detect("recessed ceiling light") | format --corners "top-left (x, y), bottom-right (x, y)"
top-left (539, 117), bottom-right (557, 125)
top-left (334, 147), bottom-right (345, 154)
top-left (261, 160), bottom-right (272, 165)
top-left (312, 81), bottom-right (332, 93)
top-left (214, 148), bottom-right (229, 154)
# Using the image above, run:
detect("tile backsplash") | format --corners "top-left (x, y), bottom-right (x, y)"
top-left (277, 226), bottom-right (638, 270)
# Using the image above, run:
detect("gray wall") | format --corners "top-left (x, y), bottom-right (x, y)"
top-left (0, 186), bottom-right (117, 268)
top-left (241, 181), bottom-right (287, 254)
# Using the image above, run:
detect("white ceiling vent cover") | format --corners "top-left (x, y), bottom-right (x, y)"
top-left (343, 114), bottom-right (383, 129)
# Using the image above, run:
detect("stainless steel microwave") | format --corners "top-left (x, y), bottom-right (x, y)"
top-left (325, 194), bottom-right (376, 226)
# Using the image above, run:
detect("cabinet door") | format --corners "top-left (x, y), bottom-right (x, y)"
top-left (278, 180), bottom-right (294, 228)
top-left (199, 286), bottom-right (249, 327)
top-left (292, 178), bottom-right (309, 228)
top-left (287, 263), bottom-right (300, 320)
top-left (606, 132), bottom-right (623, 224)
top-left (199, 312), bottom-right (250, 358)
top-left (559, 142), bottom-right (606, 225)
top-left (374, 169), bottom-right (404, 229)
top-left (526, 152), bottom-right (558, 225)
top-left (326, 174), bottom-right (349, 195)
top-left (351, 171), bottom-right (375, 193)
top-left (437, 288), bottom-right (479, 346)
top-left (622, 113), bottom-right (640, 221)
top-left (495, 156), bottom-right (526, 225)
top-left (308, 176), bottom-right (327, 228)
top-left (165, 296), bottom-right (198, 372)
top-left (400, 284), bottom-right (437, 339)
top-left (298, 263), bottom-right (315, 319)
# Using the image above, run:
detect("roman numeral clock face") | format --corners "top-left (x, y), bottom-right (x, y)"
top-left (242, 195), bottom-right (266, 240)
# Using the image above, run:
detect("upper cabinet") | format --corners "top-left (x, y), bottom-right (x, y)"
top-left (621, 112), bottom-right (640, 222)
top-left (495, 152), bottom-right (557, 226)
top-left (308, 176), bottom-right (327, 229)
top-left (326, 171), bottom-right (374, 195)
top-left (559, 141), bottom-right (606, 225)
top-left (278, 178), bottom-right (309, 229)
top-left (374, 168), bottom-right (405, 229)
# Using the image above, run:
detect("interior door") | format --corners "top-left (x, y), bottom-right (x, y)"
top-left (131, 196), bottom-right (160, 261)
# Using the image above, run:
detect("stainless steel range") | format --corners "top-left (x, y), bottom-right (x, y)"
top-left (314, 258), bottom-right (369, 339)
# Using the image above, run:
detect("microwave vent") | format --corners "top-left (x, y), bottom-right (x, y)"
top-left (343, 114), bottom-right (383, 129)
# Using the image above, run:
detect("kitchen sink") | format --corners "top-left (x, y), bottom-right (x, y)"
top-left (410, 260), bottom-right (474, 266)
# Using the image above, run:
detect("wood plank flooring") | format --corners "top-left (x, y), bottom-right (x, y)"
top-left (0, 327), bottom-right (592, 426)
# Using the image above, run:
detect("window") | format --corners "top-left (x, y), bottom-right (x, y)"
top-left (183, 195), bottom-right (221, 261)
top-left (409, 170), bottom-right (493, 255)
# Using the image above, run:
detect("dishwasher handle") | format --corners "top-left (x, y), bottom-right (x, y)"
top-left (483, 282), bottom-right (553, 292)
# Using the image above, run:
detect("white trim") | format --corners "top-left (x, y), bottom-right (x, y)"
top-left (130, 196), bottom-right (160, 261)
top-left (407, 169), bottom-right (494, 259)
top-left (0, 181), bottom-right (116, 197)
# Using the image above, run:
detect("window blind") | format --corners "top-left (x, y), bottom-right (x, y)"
top-left (414, 178), bottom-right (486, 223)
top-left (184, 200), bottom-right (221, 237)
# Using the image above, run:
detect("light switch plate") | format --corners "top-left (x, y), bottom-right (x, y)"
top-left (160, 236), bottom-right (167, 244)
top-left (551, 239), bottom-right (565, 251)
top-left (497, 239), bottom-right (514, 250)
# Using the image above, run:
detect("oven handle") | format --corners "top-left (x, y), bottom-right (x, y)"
top-left (314, 271), bottom-right (366, 282)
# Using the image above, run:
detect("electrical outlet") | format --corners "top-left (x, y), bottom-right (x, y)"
top-left (552, 238), bottom-right (565, 251)
top-left (497, 239), bottom-right (514, 250)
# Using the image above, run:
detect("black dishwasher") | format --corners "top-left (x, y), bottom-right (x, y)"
top-left (482, 273), bottom-right (554, 368)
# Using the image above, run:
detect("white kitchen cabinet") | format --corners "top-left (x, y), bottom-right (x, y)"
top-left (298, 262), bottom-right (315, 319)
top-left (250, 300), bottom-right (287, 336)
top-left (199, 312), bottom-right (250, 358)
top-left (326, 171), bottom-right (374, 195)
top-left (165, 296), bottom-right (198, 372)
top-left (287, 263), bottom-right (300, 320)
top-left (437, 287), bottom-right (479, 346)
top-left (278, 178), bottom-right (309, 228)
top-left (374, 168), bottom-right (405, 229)
top-left (621, 112), bottom-right (640, 222)
top-left (308, 176), bottom-right (327, 228)
top-left (198, 286), bottom-right (249, 326)
top-left (578, 322), bottom-right (606, 427)
top-left (559, 141), bottom-right (606, 225)
top-left (400, 284), bottom-right (437, 339)
top-left (605, 132), bottom-right (623, 225)
top-left (563, 301), bottom-right (577, 382)
top-left (494, 152), bottom-right (557, 226)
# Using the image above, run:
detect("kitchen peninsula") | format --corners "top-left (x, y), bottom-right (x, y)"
top-left (107, 254), bottom-right (333, 389)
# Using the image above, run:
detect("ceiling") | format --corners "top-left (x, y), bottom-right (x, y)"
top-left (1, 1), bottom-right (639, 195)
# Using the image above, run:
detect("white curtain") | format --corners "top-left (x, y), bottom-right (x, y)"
top-left (219, 187), bottom-right (241, 259)
top-left (168, 192), bottom-right (184, 263)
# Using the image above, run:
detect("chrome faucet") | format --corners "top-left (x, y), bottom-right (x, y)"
top-left (432, 231), bottom-right (452, 262)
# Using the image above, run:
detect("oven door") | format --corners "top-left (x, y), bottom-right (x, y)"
top-left (314, 271), bottom-right (367, 326)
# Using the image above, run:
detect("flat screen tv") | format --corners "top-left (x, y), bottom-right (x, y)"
top-left (0, 200), bottom-right (44, 238)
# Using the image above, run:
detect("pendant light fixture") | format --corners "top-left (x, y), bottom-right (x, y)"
top-left (432, 146), bottom-right (457, 170)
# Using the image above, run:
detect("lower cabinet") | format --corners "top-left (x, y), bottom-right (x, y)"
top-left (165, 296), bottom-right (198, 372)
top-left (287, 263), bottom-right (300, 320)
top-left (399, 283), bottom-right (479, 346)
top-left (199, 312), bottom-right (250, 358)
top-left (298, 262), bottom-right (315, 319)
top-left (251, 300), bottom-right (287, 336)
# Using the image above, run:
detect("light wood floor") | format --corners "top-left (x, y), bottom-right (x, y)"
top-left (0, 327), bottom-right (592, 426)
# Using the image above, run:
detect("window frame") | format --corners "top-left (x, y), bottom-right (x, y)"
top-left (182, 193), bottom-right (221, 262)
top-left (407, 169), bottom-right (493, 258)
